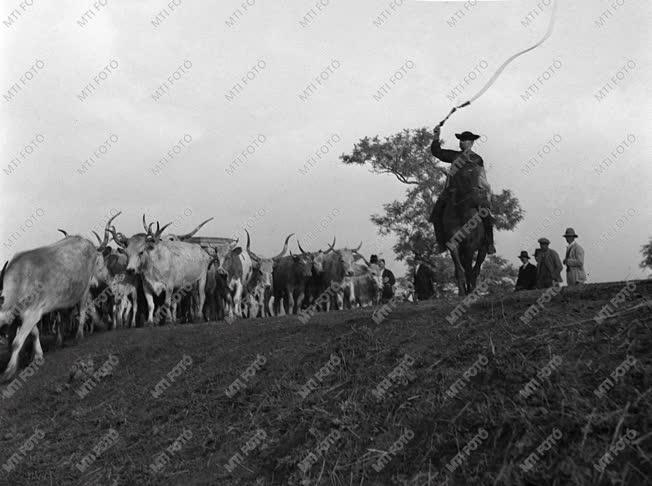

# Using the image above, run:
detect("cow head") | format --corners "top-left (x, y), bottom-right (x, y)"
top-left (297, 238), bottom-right (334, 274)
top-left (368, 263), bottom-right (383, 294)
top-left (249, 232), bottom-right (294, 288)
top-left (333, 239), bottom-right (364, 277)
top-left (290, 250), bottom-right (313, 277)
top-left (213, 240), bottom-right (240, 277)
top-left (119, 214), bottom-right (171, 274)
top-left (90, 211), bottom-right (122, 285)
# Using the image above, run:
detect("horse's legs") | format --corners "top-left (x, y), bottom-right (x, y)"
top-left (448, 245), bottom-right (467, 296)
top-left (461, 245), bottom-right (475, 293)
top-left (470, 247), bottom-right (487, 291)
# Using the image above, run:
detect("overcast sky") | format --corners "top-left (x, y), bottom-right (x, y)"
top-left (1, 0), bottom-right (650, 283)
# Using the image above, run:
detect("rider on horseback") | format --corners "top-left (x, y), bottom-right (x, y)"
top-left (429, 125), bottom-right (496, 255)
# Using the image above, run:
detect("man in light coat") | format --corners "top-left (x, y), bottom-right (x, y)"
top-left (562, 227), bottom-right (586, 286)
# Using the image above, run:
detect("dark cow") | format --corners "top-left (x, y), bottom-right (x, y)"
top-left (272, 249), bottom-right (314, 316)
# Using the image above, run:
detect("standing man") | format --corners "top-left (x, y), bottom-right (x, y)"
top-left (515, 251), bottom-right (537, 291)
top-left (562, 228), bottom-right (586, 286)
top-left (379, 259), bottom-right (395, 303)
top-left (536, 238), bottom-right (563, 288)
top-left (430, 125), bottom-right (495, 254)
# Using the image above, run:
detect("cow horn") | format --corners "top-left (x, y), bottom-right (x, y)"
top-left (353, 241), bottom-right (363, 252)
top-left (177, 217), bottom-right (214, 240)
top-left (324, 236), bottom-right (336, 254)
top-left (99, 211), bottom-right (122, 249)
top-left (274, 233), bottom-right (294, 260)
top-left (245, 229), bottom-right (251, 252)
top-left (154, 222), bottom-right (173, 241)
top-left (357, 252), bottom-right (371, 266)
top-left (57, 229), bottom-right (68, 237)
top-left (142, 214), bottom-right (149, 233)
top-left (92, 231), bottom-right (103, 246)
top-left (108, 226), bottom-right (128, 248)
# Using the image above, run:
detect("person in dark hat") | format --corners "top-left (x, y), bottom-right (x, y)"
top-left (378, 259), bottom-right (395, 303)
top-left (536, 237), bottom-right (563, 289)
top-left (515, 251), bottom-right (537, 291)
top-left (369, 254), bottom-right (379, 265)
top-left (562, 227), bottom-right (586, 286)
top-left (430, 125), bottom-right (495, 254)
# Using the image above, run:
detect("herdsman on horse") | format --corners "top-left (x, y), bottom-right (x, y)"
top-left (428, 124), bottom-right (495, 295)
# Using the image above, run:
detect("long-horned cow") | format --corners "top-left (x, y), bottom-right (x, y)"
top-left (0, 213), bottom-right (120, 380)
top-left (211, 232), bottom-right (253, 319)
top-left (247, 232), bottom-right (294, 318)
top-left (317, 238), bottom-right (365, 310)
top-left (92, 233), bottom-right (139, 329)
top-left (271, 239), bottom-right (331, 316)
top-left (116, 215), bottom-right (211, 325)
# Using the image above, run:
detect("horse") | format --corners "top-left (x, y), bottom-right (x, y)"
top-left (438, 161), bottom-right (490, 296)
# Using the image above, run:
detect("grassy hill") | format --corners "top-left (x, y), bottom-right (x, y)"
top-left (1, 280), bottom-right (651, 485)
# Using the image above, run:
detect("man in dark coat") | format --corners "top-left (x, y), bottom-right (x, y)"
top-left (536, 238), bottom-right (563, 288)
top-left (430, 126), bottom-right (495, 255)
top-left (413, 254), bottom-right (436, 302)
top-left (379, 259), bottom-right (395, 302)
top-left (515, 251), bottom-right (537, 291)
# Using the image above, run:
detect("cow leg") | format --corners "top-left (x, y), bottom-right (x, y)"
top-left (130, 291), bottom-right (137, 328)
top-left (165, 290), bottom-right (174, 325)
top-left (55, 319), bottom-right (63, 348)
top-left (31, 326), bottom-right (43, 361)
top-left (286, 287), bottom-right (295, 315)
top-left (232, 281), bottom-right (243, 318)
top-left (295, 291), bottom-right (305, 315)
top-left (196, 274), bottom-right (207, 323)
top-left (145, 292), bottom-right (155, 325)
top-left (111, 299), bottom-right (119, 330)
top-left (2, 309), bottom-right (43, 381)
top-left (76, 290), bottom-right (92, 342)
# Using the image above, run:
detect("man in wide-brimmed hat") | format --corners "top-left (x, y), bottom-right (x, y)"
top-left (562, 227), bottom-right (586, 286)
top-left (515, 251), bottom-right (537, 291)
top-left (429, 126), bottom-right (495, 254)
top-left (536, 237), bottom-right (563, 288)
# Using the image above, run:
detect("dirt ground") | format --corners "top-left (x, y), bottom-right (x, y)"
top-left (0, 279), bottom-right (650, 486)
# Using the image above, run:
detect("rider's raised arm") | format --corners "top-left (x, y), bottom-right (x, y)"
top-left (430, 130), bottom-right (459, 163)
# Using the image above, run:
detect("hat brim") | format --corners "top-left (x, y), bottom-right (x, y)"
top-left (563, 234), bottom-right (578, 237)
top-left (519, 255), bottom-right (530, 259)
top-left (455, 133), bottom-right (480, 141)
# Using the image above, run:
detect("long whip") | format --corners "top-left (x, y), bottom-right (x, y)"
top-left (437, 0), bottom-right (558, 128)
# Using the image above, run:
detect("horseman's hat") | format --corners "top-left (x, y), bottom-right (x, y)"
top-left (538, 237), bottom-right (550, 245)
top-left (455, 131), bottom-right (481, 141)
top-left (518, 251), bottom-right (530, 259)
top-left (562, 227), bottom-right (578, 238)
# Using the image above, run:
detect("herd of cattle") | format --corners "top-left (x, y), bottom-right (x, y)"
top-left (0, 213), bottom-right (385, 379)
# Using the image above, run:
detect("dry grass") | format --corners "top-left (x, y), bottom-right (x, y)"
top-left (0, 279), bottom-right (650, 485)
